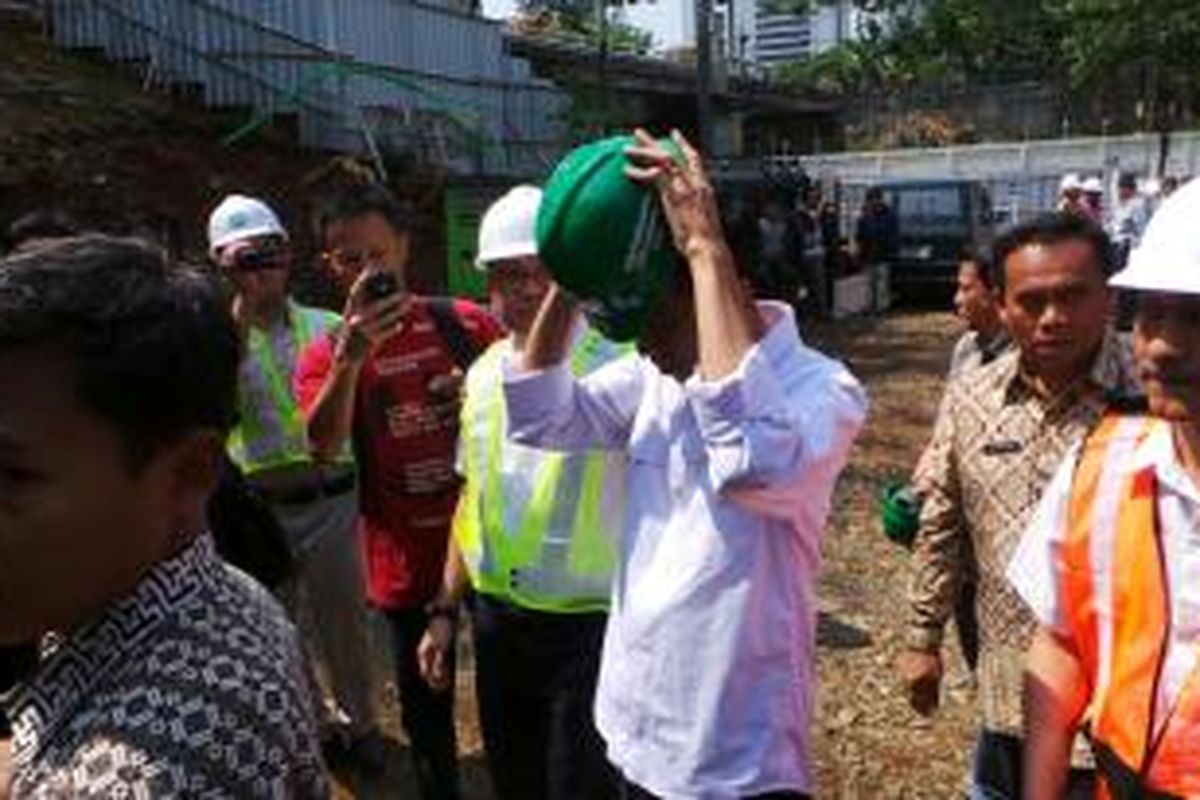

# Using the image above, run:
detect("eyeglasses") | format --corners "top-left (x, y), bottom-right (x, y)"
top-left (232, 246), bottom-right (289, 273)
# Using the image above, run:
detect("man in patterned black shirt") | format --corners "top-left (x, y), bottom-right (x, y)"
top-left (0, 236), bottom-right (328, 797)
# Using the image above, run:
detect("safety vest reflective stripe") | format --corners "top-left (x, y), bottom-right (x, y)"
top-left (1149, 667), bottom-right (1200, 797)
top-left (455, 329), bottom-right (628, 613)
top-left (1062, 413), bottom-right (1200, 798)
top-left (228, 302), bottom-right (346, 473)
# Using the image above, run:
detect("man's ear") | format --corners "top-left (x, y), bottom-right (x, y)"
top-left (166, 430), bottom-right (226, 535)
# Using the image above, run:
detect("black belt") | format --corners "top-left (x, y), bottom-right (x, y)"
top-left (255, 471), bottom-right (357, 507)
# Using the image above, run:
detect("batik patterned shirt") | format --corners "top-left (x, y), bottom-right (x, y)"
top-left (906, 332), bottom-right (1139, 735)
top-left (4, 535), bottom-right (328, 798)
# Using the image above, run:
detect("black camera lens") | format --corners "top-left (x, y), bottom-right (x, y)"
top-left (233, 247), bottom-right (287, 273)
top-left (234, 250), bottom-right (266, 272)
top-left (365, 271), bottom-right (399, 300)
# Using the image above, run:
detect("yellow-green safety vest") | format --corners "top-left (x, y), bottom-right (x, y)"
top-left (227, 300), bottom-right (350, 474)
top-left (455, 328), bottom-right (631, 613)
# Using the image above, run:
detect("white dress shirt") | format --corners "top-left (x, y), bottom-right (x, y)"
top-left (503, 302), bottom-right (867, 798)
top-left (1009, 421), bottom-right (1200, 736)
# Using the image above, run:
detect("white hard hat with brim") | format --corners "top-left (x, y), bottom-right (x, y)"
top-left (1110, 178), bottom-right (1200, 296)
top-left (476, 185), bottom-right (542, 270)
top-left (207, 194), bottom-right (288, 258)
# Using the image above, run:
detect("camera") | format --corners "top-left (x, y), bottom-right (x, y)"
top-left (365, 271), bottom-right (400, 301)
top-left (233, 249), bottom-right (271, 273)
top-left (229, 243), bottom-right (286, 273)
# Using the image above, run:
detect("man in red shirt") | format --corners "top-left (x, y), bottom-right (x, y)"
top-left (295, 180), bottom-right (502, 800)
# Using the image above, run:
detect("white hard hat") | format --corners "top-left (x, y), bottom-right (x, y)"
top-left (475, 185), bottom-right (541, 269)
top-left (1082, 176), bottom-right (1104, 194)
top-left (207, 194), bottom-right (287, 258)
top-left (1111, 178), bottom-right (1200, 296)
top-left (1060, 173), bottom-right (1083, 193)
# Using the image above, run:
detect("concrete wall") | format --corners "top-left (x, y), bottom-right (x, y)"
top-left (770, 130), bottom-right (1200, 221)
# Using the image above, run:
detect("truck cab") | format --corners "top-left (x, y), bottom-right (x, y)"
top-left (852, 179), bottom-right (995, 300)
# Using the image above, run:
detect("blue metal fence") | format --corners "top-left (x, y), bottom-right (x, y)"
top-left (46, 0), bottom-right (569, 176)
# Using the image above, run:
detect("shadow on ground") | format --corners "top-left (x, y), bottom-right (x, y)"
top-left (817, 611), bottom-right (874, 651)
top-left (331, 743), bottom-right (492, 800)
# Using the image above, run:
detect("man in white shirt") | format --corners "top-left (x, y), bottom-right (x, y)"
top-left (1106, 173), bottom-right (1152, 260)
top-left (504, 130), bottom-right (868, 799)
top-left (1008, 177), bottom-right (1200, 799)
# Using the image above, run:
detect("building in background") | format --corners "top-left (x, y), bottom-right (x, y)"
top-left (591, 0), bottom-right (862, 66)
top-left (755, 0), bottom-right (862, 65)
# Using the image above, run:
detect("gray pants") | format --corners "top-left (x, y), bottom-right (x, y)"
top-left (274, 488), bottom-right (378, 738)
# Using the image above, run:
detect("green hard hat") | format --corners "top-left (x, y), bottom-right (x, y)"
top-left (880, 481), bottom-right (921, 549)
top-left (537, 135), bottom-right (682, 341)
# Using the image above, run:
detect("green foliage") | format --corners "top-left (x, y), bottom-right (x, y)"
top-left (775, 0), bottom-right (1066, 92)
top-left (512, 6), bottom-right (654, 55)
top-left (1052, 0), bottom-right (1200, 76)
top-left (778, 0), bottom-right (1195, 118)
top-left (512, 4), bottom-right (653, 141)
top-left (1051, 0), bottom-right (1200, 129)
top-left (775, 42), bottom-right (876, 93)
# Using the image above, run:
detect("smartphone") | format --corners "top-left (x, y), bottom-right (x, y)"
top-left (364, 271), bottom-right (399, 301)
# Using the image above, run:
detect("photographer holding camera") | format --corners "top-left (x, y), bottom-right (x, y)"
top-left (207, 194), bottom-right (385, 772)
top-left (296, 178), bottom-right (502, 800)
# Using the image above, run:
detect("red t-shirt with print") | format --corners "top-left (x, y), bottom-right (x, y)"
top-left (295, 297), bottom-right (503, 610)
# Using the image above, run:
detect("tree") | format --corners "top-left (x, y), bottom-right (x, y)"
top-left (1052, 0), bottom-right (1200, 133)
top-left (510, 6), bottom-right (654, 54)
top-left (775, 0), bottom-right (1066, 92)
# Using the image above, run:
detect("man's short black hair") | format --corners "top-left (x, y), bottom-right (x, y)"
top-left (313, 181), bottom-right (414, 244)
top-left (4, 210), bottom-right (81, 254)
top-left (958, 245), bottom-right (995, 291)
top-left (990, 213), bottom-right (1113, 292)
top-left (0, 235), bottom-right (240, 469)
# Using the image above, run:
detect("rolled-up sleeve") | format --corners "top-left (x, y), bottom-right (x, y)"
top-left (503, 355), bottom-right (642, 452)
top-left (906, 385), bottom-right (967, 652)
top-left (687, 319), bottom-right (867, 496)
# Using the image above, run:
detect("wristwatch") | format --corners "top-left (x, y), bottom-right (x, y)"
top-left (425, 601), bottom-right (458, 624)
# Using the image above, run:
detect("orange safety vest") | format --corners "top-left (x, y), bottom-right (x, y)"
top-left (1061, 413), bottom-right (1200, 800)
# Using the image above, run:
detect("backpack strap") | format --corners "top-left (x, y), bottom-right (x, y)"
top-left (428, 297), bottom-right (482, 371)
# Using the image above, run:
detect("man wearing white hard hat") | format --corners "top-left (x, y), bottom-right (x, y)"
top-left (1107, 172), bottom-right (1152, 259)
top-left (416, 186), bottom-right (627, 800)
top-left (1080, 176), bottom-right (1105, 223)
top-left (207, 194), bottom-right (384, 772)
top-left (1057, 173), bottom-right (1085, 216)
top-left (1009, 178), bottom-right (1200, 799)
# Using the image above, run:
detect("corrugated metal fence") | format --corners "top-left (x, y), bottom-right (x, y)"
top-left (46, 0), bottom-right (569, 176)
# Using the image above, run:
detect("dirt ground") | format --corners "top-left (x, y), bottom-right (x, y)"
top-left (3, 16), bottom-right (975, 799)
top-left (333, 309), bottom-right (980, 800)
top-left (804, 310), bottom-right (978, 799)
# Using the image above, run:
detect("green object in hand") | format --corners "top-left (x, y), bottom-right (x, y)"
top-left (536, 135), bottom-right (683, 342)
top-left (880, 481), bottom-right (921, 549)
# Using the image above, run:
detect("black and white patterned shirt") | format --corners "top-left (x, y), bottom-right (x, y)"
top-left (3, 535), bottom-right (329, 798)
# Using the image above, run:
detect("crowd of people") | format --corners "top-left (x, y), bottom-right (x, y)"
top-left (0, 130), bottom-right (1198, 800)
top-left (1055, 170), bottom-right (1187, 260)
